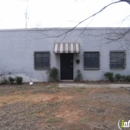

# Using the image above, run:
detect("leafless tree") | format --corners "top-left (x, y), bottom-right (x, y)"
top-left (54, 0), bottom-right (130, 37)
top-left (25, 4), bottom-right (29, 28)
top-left (20, 0), bottom-right (130, 43)
top-left (21, 0), bottom-right (30, 28)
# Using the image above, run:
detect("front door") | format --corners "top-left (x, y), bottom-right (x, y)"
top-left (60, 53), bottom-right (73, 80)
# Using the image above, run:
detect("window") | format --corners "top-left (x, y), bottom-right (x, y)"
top-left (34, 52), bottom-right (50, 70)
top-left (110, 51), bottom-right (125, 69)
top-left (84, 52), bottom-right (100, 69)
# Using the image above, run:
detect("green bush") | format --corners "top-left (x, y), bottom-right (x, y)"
top-left (0, 74), bottom-right (9, 84)
top-left (125, 75), bottom-right (130, 82)
top-left (8, 77), bottom-right (15, 84)
top-left (15, 76), bottom-right (23, 84)
top-left (121, 75), bottom-right (126, 82)
top-left (47, 67), bottom-right (58, 82)
top-left (104, 73), bottom-right (130, 82)
top-left (104, 72), bottom-right (114, 82)
top-left (115, 74), bottom-right (121, 81)
top-left (1, 79), bottom-right (8, 84)
top-left (74, 69), bottom-right (83, 82)
top-left (127, 76), bottom-right (130, 82)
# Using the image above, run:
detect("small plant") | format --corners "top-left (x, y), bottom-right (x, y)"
top-left (47, 67), bottom-right (58, 82)
top-left (115, 73), bottom-right (121, 82)
top-left (1, 79), bottom-right (8, 84)
top-left (15, 76), bottom-right (23, 84)
top-left (125, 75), bottom-right (130, 82)
top-left (8, 77), bottom-right (15, 84)
top-left (0, 74), bottom-right (9, 84)
top-left (75, 69), bottom-right (83, 82)
top-left (121, 75), bottom-right (126, 82)
top-left (127, 75), bottom-right (130, 82)
top-left (104, 72), bottom-right (114, 82)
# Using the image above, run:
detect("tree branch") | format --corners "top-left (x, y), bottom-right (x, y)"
top-left (120, 0), bottom-right (130, 4)
top-left (52, 0), bottom-right (124, 38)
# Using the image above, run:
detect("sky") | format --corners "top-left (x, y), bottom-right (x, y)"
top-left (0, 0), bottom-right (130, 29)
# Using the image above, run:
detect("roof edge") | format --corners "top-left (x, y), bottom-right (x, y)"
top-left (0, 27), bottom-right (130, 32)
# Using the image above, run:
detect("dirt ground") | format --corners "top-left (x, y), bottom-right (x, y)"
top-left (0, 83), bottom-right (130, 130)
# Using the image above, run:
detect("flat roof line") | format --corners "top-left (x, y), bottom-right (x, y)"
top-left (0, 27), bottom-right (129, 32)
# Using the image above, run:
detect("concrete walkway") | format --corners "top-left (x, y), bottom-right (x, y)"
top-left (58, 83), bottom-right (130, 88)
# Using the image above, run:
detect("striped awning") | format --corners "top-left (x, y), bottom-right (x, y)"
top-left (54, 43), bottom-right (80, 53)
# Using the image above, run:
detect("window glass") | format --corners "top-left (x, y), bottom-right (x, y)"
top-left (34, 52), bottom-right (50, 70)
top-left (110, 52), bottom-right (125, 69)
top-left (84, 52), bottom-right (99, 69)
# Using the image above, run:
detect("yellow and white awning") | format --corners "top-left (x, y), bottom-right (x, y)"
top-left (54, 43), bottom-right (80, 53)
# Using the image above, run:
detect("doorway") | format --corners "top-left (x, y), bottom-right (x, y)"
top-left (60, 53), bottom-right (73, 80)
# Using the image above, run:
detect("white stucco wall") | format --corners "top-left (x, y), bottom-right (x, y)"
top-left (0, 28), bottom-right (130, 82)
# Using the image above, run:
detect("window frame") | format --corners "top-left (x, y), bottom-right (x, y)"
top-left (34, 51), bottom-right (50, 70)
top-left (110, 51), bottom-right (126, 69)
top-left (84, 52), bottom-right (100, 70)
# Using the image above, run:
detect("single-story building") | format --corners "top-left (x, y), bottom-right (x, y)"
top-left (0, 27), bottom-right (130, 82)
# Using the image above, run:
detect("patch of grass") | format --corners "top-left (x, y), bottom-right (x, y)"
top-left (0, 83), bottom-right (60, 95)
top-left (47, 85), bottom-right (61, 93)
top-left (46, 117), bottom-right (63, 124)
top-left (0, 84), bottom-right (130, 130)
top-left (80, 117), bottom-right (88, 124)
top-left (76, 87), bottom-right (85, 93)
top-left (0, 85), bottom-right (33, 96)
top-left (0, 102), bottom-right (44, 130)
top-left (32, 85), bottom-right (61, 94)
top-left (32, 105), bottom-right (47, 114)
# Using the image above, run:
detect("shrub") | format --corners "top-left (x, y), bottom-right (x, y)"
top-left (115, 74), bottom-right (121, 82)
top-left (127, 76), bottom-right (130, 82)
top-left (74, 69), bottom-right (83, 82)
top-left (1, 79), bottom-right (8, 84)
top-left (0, 74), bottom-right (9, 84)
top-left (104, 72), bottom-right (114, 82)
top-left (47, 67), bottom-right (58, 81)
top-left (125, 75), bottom-right (130, 82)
top-left (121, 75), bottom-right (126, 82)
top-left (8, 77), bottom-right (15, 84)
top-left (15, 76), bottom-right (23, 84)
